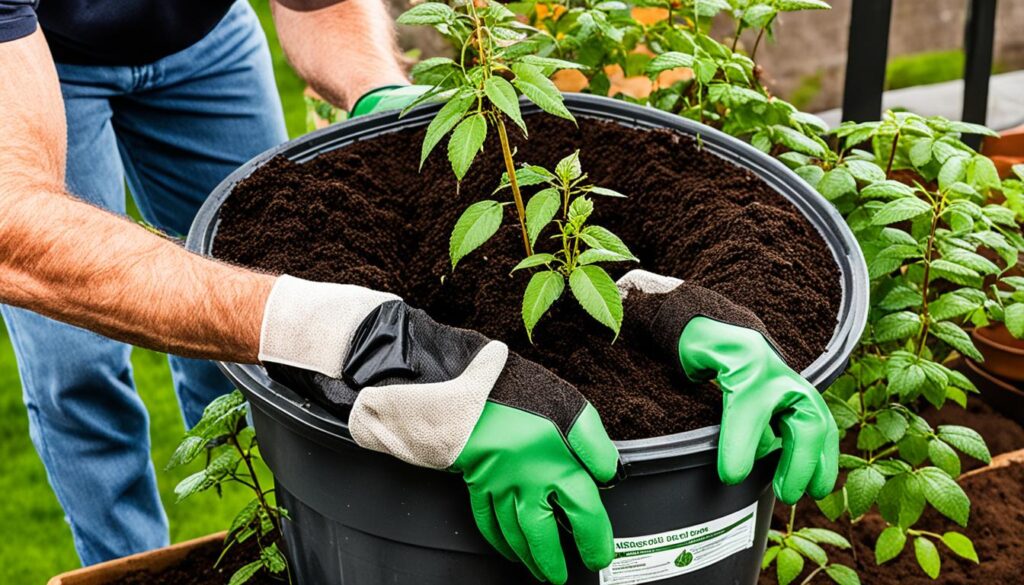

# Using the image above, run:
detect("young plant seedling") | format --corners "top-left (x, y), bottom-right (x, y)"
top-left (167, 390), bottom-right (291, 585)
top-left (399, 0), bottom-right (585, 257)
top-left (504, 150), bottom-right (637, 340)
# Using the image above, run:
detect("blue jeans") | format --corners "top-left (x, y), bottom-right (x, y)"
top-left (0, 1), bottom-right (287, 566)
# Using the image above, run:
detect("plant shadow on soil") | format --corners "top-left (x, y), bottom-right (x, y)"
top-left (213, 113), bottom-right (842, 440)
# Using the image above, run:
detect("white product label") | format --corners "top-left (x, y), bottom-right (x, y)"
top-left (599, 502), bottom-right (759, 585)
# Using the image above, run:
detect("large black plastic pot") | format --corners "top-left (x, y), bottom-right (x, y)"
top-left (187, 94), bottom-right (868, 585)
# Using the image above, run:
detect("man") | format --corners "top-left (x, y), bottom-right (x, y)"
top-left (0, 1), bottom-right (837, 582)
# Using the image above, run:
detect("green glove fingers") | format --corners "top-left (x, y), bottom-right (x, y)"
top-left (349, 84), bottom-right (433, 117)
top-left (494, 494), bottom-right (548, 581)
top-left (717, 387), bottom-right (776, 486)
top-left (467, 489), bottom-right (517, 562)
top-left (515, 497), bottom-right (569, 584)
top-left (566, 403), bottom-right (620, 484)
top-left (553, 472), bottom-right (615, 572)
top-left (808, 411), bottom-right (840, 500)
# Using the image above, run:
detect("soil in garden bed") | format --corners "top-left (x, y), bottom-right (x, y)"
top-left (213, 114), bottom-right (841, 439)
top-left (116, 535), bottom-right (283, 585)
top-left (761, 397), bottom-right (1024, 585)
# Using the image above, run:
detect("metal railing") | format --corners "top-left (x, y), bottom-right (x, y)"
top-left (841, 0), bottom-right (998, 148)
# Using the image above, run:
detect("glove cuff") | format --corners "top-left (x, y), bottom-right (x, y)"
top-left (259, 275), bottom-right (400, 378)
top-left (646, 283), bottom-right (789, 368)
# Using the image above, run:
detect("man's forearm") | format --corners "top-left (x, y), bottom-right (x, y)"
top-left (0, 187), bottom-right (274, 362)
top-left (273, 0), bottom-right (408, 110)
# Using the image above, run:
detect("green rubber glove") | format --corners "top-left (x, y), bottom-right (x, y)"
top-left (349, 84), bottom-right (433, 117)
top-left (618, 270), bottom-right (838, 505)
top-left (454, 382), bottom-right (619, 584)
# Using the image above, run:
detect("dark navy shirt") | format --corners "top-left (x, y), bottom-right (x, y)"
top-left (0, 0), bottom-right (236, 65)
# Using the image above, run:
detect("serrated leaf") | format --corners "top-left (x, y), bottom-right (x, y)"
top-left (228, 560), bottom-right (264, 585)
top-left (777, 547), bottom-right (804, 585)
top-left (556, 150), bottom-right (583, 182)
top-left (525, 188), bottom-right (560, 247)
top-left (646, 52), bottom-right (694, 76)
top-left (929, 290), bottom-right (983, 321)
top-left (260, 543), bottom-right (288, 574)
top-left (876, 409), bottom-right (909, 442)
top-left (579, 226), bottom-right (636, 258)
top-left (397, 2), bottom-right (456, 25)
top-left (228, 498), bottom-right (261, 537)
top-left (520, 55), bottom-right (587, 72)
top-left (931, 321), bottom-right (983, 361)
top-left (845, 160), bottom-right (887, 183)
top-left (941, 532), bottom-right (979, 563)
top-left (872, 197), bottom-right (933, 225)
top-left (816, 489), bottom-right (847, 521)
top-left (167, 435), bottom-right (208, 470)
top-left (450, 200), bottom-right (503, 269)
top-left (798, 528), bottom-right (851, 549)
top-left (846, 466), bottom-right (885, 517)
top-left (512, 253), bottom-right (555, 272)
top-left (578, 248), bottom-right (635, 265)
top-left (938, 156), bottom-right (969, 191)
top-left (788, 535), bottom-right (828, 566)
top-left (928, 438), bottom-right (961, 477)
top-left (825, 564), bottom-right (860, 585)
top-left (875, 526), bottom-right (907, 564)
top-left (421, 95), bottom-right (473, 167)
top-left (484, 77), bottom-right (525, 133)
top-left (944, 249), bottom-right (1000, 275)
top-left (796, 165), bottom-right (825, 188)
top-left (522, 271), bottom-right (565, 341)
top-left (937, 425), bottom-right (990, 462)
top-left (512, 62), bottom-right (574, 121)
top-left (857, 424), bottom-right (888, 451)
top-left (914, 537), bottom-right (941, 579)
top-left (773, 125), bottom-right (827, 158)
top-left (875, 311), bottom-right (922, 343)
top-left (879, 285), bottom-right (922, 310)
top-left (588, 185), bottom-right (627, 198)
top-left (447, 114), bottom-right (487, 180)
top-left (1005, 303), bottom-right (1024, 338)
top-left (862, 180), bottom-right (915, 200)
top-left (567, 196), bottom-right (594, 231)
top-left (819, 168), bottom-right (857, 200)
top-left (930, 259), bottom-right (981, 286)
top-left (919, 467), bottom-right (970, 526)
top-left (569, 265), bottom-right (623, 337)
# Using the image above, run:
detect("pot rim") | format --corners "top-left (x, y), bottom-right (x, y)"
top-left (187, 93), bottom-right (869, 465)
top-left (964, 357), bottom-right (1024, 395)
top-left (973, 324), bottom-right (1024, 356)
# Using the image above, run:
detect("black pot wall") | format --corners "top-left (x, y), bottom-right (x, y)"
top-left (187, 94), bottom-right (869, 585)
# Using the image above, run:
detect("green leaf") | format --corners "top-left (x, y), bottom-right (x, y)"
top-left (937, 425), bottom-right (991, 462)
top-left (777, 0), bottom-right (831, 10)
top-left (520, 55), bottom-right (587, 72)
top-left (919, 467), bottom-right (970, 526)
top-left (928, 438), bottom-right (961, 477)
top-left (569, 265), bottom-right (623, 338)
top-left (941, 532), bottom-right (979, 563)
top-left (567, 196), bottom-right (594, 231)
top-left (875, 526), bottom-right (907, 564)
top-left (846, 466), bottom-right (885, 517)
top-left (824, 564), bottom-right (861, 585)
top-left (796, 165), bottom-right (825, 188)
top-left (839, 454), bottom-right (868, 469)
top-left (943, 249), bottom-right (1000, 275)
top-left (879, 285), bottom-right (922, 311)
top-left (871, 197), bottom-right (933, 225)
top-left (447, 114), bottom-right (488, 180)
top-left (646, 52), bottom-right (694, 76)
top-left (857, 424), bottom-right (887, 451)
top-left (763, 545), bottom-right (780, 569)
top-left (876, 409), bottom-right (908, 442)
top-left (798, 528), bottom-right (851, 549)
top-left (260, 543), bottom-right (288, 574)
top-left (931, 321), bottom-right (983, 361)
top-left (512, 253), bottom-right (556, 272)
top-left (512, 62), bottom-right (574, 121)
top-left (929, 290), bottom-right (984, 321)
top-left (397, 2), bottom-right (456, 25)
top-left (914, 537), bottom-right (941, 579)
top-left (788, 535), bottom-right (828, 566)
top-left (938, 156), bottom-right (969, 191)
top-left (773, 125), bottom-right (827, 158)
top-left (818, 168), bottom-right (858, 200)
top-left (228, 560), bottom-right (264, 585)
top-left (522, 271), bottom-right (565, 341)
top-left (525, 188), bottom-right (560, 247)
top-left (875, 311), bottom-right (922, 343)
top-left (228, 498), bottom-right (261, 537)
top-left (930, 259), bottom-right (981, 287)
top-left (449, 200), bottom-right (503, 269)
top-left (484, 77), bottom-right (526, 133)
top-left (816, 489), bottom-right (847, 521)
top-left (579, 226), bottom-right (636, 259)
top-left (578, 248), bottom-right (635, 265)
top-left (845, 160), bottom-right (887, 183)
top-left (420, 95), bottom-right (472, 168)
top-left (556, 150), bottom-right (583, 182)
top-left (588, 186), bottom-right (627, 198)
top-left (166, 435), bottom-right (208, 470)
top-left (189, 390), bottom-right (247, 441)
top-left (862, 180), bottom-right (915, 200)
top-left (1006, 303), bottom-right (1024, 338)
top-left (777, 547), bottom-right (805, 585)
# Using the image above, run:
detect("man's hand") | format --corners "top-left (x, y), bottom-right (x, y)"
top-left (617, 270), bottom-right (839, 505)
top-left (272, 0), bottom-right (410, 110)
top-left (259, 276), bottom-right (619, 584)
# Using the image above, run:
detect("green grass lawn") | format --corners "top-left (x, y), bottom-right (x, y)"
top-left (0, 2), bottom-right (306, 582)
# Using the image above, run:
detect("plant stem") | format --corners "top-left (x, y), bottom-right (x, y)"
top-left (799, 565), bottom-right (826, 585)
top-left (916, 201), bottom-right (942, 357)
top-left (786, 503), bottom-right (797, 535)
top-left (885, 131), bottom-right (900, 178)
top-left (495, 117), bottom-right (533, 256)
top-left (230, 435), bottom-right (282, 537)
top-left (751, 20), bottom-right (771, 61)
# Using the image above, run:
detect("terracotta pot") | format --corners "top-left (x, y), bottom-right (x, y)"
top-left (982, 124), bottom-right (1024, 179)
top-left (47, 532), bottom-right (225, 585)
top-left (972, 324), bottom-right (1024, 383)
top-left (960, 447), bottom-right (1024, 480)
top-left (962, 357), bottom-right (1024, 427)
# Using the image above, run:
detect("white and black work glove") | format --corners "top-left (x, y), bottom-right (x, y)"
top-left (259, 276), bottom-right (620, 584)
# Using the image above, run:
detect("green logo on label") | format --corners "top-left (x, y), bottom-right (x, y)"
top-left (674, 550), bottom-right (694, 567)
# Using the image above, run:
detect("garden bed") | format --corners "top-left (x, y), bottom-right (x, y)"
top-left (212, 114), bottom-right (841, 440)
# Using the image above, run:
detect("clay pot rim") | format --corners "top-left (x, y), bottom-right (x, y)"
top-left (960, 447), bottom-right (1024, 480)
top-left (964, 358), bottom-right (1024, 396)
top-left (973, 324), bottom-right (1024, 357)
top-left (47, 532), bottom-right (226, 585)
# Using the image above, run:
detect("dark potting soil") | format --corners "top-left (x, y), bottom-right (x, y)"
top-left (213, 114), bottom-right (841, 439)
top-left (115, 535), bottom-right (283, 585)
top-left (760, 397), bottom-right (1024, 585)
